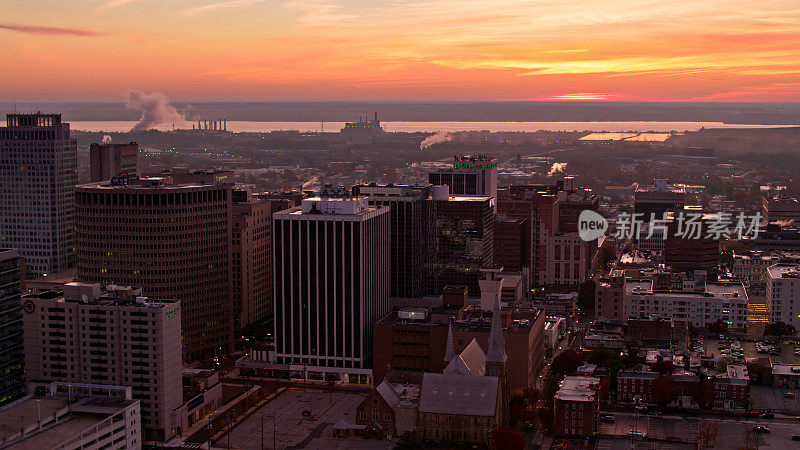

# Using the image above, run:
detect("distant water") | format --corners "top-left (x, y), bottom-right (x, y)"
top-left (70, 120), bottom-right (799, 133)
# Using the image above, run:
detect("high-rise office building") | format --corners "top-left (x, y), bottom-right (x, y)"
top-left (21, 283), bottom-right (182, 441)
top-left (429, 154), bottom-right (498, 199)
top-left (0, 113), bottom-right (77, 277)
top-left (89, 142), bottom-right (139, 182)
top-left (431, 186), bottom-right (494, 294)
top-left (0, 249), bottom-right (24, 406)
top-left (273, 196), bottom-right (390, 383)
top-left (353, 183), bottom-right (436, 298)
top-left (75, 177), bottom-right (233, 362)
top-left (231, 189), bottom-right (272, 332)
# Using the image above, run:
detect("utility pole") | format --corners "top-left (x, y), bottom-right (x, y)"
top-left (273, 412), bottom-right (277, 450)
top-left (261, 412), bottom-right (264, 449)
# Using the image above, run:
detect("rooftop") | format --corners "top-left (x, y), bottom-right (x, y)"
top-left (555, 376), bottom-right (599, 402)
top-left (418, 372), bottom-right (499, 417)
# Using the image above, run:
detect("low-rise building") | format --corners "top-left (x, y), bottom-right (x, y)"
top-left (766, 263), bottom-right (800, 330)
top-left (711, 365), bottom-right (749, 411)
top-left (0, 383), bottom-right (141, 450)
top-left (553, 376), bottom-right (600, 438)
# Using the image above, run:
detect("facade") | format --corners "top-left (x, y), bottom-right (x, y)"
top-left (353, 184), bottom-right (436, 298)
top-left (372, 304), bottom-right (545, 391)
top-left (89, 142), bottom-right (138, 182)
top-left (75, 178), bottom-right (233, 362)
top-left (272, 197), bottom-right (390, 381)
top-left (0, 113), bottom-right (77, 277)
top-left (624, 279), bottom-right (749, 330)
top-left (21, 283), bottom-right (183, 442)
top-left (432, 194), bottom-right (494, 294)
top-left (494, 216), bottom-right (529, 272)
top-left (428, 154), bottom-right (498, 199)
top-left (634, 179), bottom-right (686, 220)
top-left (762, 196), bottom-right (800, 223)
top-left (231, 189), bottom-right (272, 331)
top-left (553, 376), bottom-right (600, 438)
top-left (0, 385), bottom-right (141, 450)
top-left (766, 263), bottom-right (800, 330)
top-left (712, 365), bottom-right (749, 411)
top-left (416, 372), bottom-right (501, 445)
top-left (0, 249), bottom-right (24, 405)
top-left (595, 270), bottom-right (625, 321)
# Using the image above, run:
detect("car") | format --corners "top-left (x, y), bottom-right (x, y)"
top-left (647, 411), bottom-right (663, 417)
top-left (792, 435), bottom-right (800, 442)
top-left (786, 392), bottom-right (795, 399)
top-left (753, 425), bottom-right (771, 433)
top-left (635, 405), bottom-right (647, 412)
top-left (628, 430), bottom-right (645, 438)
top-left (761, 413), bottom-right (775, 419)
top-left (794, 416), bottom-right (800, 421)
top-left (600, 414), bottom-right (615, 423)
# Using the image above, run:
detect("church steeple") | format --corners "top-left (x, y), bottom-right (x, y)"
top-left (444, 319), bottom-right (455, 363)
top-left (485, 295), bottom-right (507, 367)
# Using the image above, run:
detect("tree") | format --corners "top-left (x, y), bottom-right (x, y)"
top-left (551, 350), bottom-right (583, 376)
top-left (706, 319), bottom-right (728, 335)
top-left (651, 376), bottom-right (679, 406)
top-left (589, 347), bottom-right (623, 371)
top-left (491, 427), bottom-right (525, 450)
top-left (521, 387), bottom-right (541, 408)
top-left (650, 361), bottom-right (676, 375)
top-left (577, 280), bottom-right (596, 315)
top-left (598, 241), bottom-right (617, 269)
top-left (764, 321), bottom-right (797, 337)
top-left (689, 378), bottom-right (715, 408)
top-left (508, 394), bottom-right (526, 426)
top-left (536, 405), bottom-right (554, 435)
top-left (395, 431), bottom-right (424, 450)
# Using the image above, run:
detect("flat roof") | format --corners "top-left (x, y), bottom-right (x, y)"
top-left (6, 418), bottom-right (105, 450)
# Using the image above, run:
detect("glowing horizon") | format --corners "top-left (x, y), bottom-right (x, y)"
top-left (1, 0), bottom-right (799, 102)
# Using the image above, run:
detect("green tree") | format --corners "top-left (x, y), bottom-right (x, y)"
top-left (551, 350), bottom-right (583, 376)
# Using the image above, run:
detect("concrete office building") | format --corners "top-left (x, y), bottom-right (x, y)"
top-left (624, 279), bottom-right (749, 330)
top-left (231, 189), bottom-right (272, 332)
top-left (89, 142), bottom-right (138, 182)
top-left (272, 196), bottom-right (390, 383)
top-left (21, 283), bottom-right (182, 442)
top-left (0, 113), bottom-right (77, 277)
top-left (75, 177), bottom-right (233, 362)
top-left (0, 249), bottom-right (24, 405)
top-left (766, 263), bottom-right (800, 330)
top-left (429, 154), bottom-right (498, 199)
top-left (353, 183), bottom-right (436, 298)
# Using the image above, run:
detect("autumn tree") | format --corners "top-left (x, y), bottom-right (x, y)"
top-left (551, 350), bottom-right (583, 377)
top-left (491, 427), bottom-right (525, 450)
top-left (651, 375), bottom-right (679, 406)
top-left (706, 319), bottom-right (728, 335)
top-left (650, 361), bottom-right (676, 375)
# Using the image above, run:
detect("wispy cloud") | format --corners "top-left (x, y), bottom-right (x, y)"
top-left (283, 0), bottom-right (354, 27)
top-left (181, 0), bottom-right (267, 16)
top-left (0, 23), bottom-right (107, 37)
top-left (95, 0), bottom-right (140, 14)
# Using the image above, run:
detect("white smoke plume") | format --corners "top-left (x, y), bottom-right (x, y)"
top-left (420, 131), bottom-right (453, 150)
top-left (548, 162), bottom-right (567, 175)
top-left (101, 135), bottom-right (112, 144)
top-left (125, 90), bottom-right (184, 132)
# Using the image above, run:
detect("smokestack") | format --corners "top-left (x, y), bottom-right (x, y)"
top-left (198, 120), bottom-right (201, 130)
top-left (223, 119), bottom-right (227, 132)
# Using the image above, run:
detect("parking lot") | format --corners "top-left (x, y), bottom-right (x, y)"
top-left (599, 412), bottom-right (800, 448)
top-left (224, 388), bottom-right (390, 449)
top-left (750, 385), bottom-right (800, 414)
top-left (703, 337), bottom-right (800, 364)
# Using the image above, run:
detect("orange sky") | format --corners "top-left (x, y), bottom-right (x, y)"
top-left (1, 0), bottom-right (799, 101)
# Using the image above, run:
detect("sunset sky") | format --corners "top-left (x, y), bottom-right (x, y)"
top-left (2, 0), bottom-right (799, 101)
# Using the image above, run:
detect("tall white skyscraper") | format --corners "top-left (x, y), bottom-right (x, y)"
top-left (273, 196), bottom-right (390, 384)
top-left (0, 113), bottom-right (77, 276)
